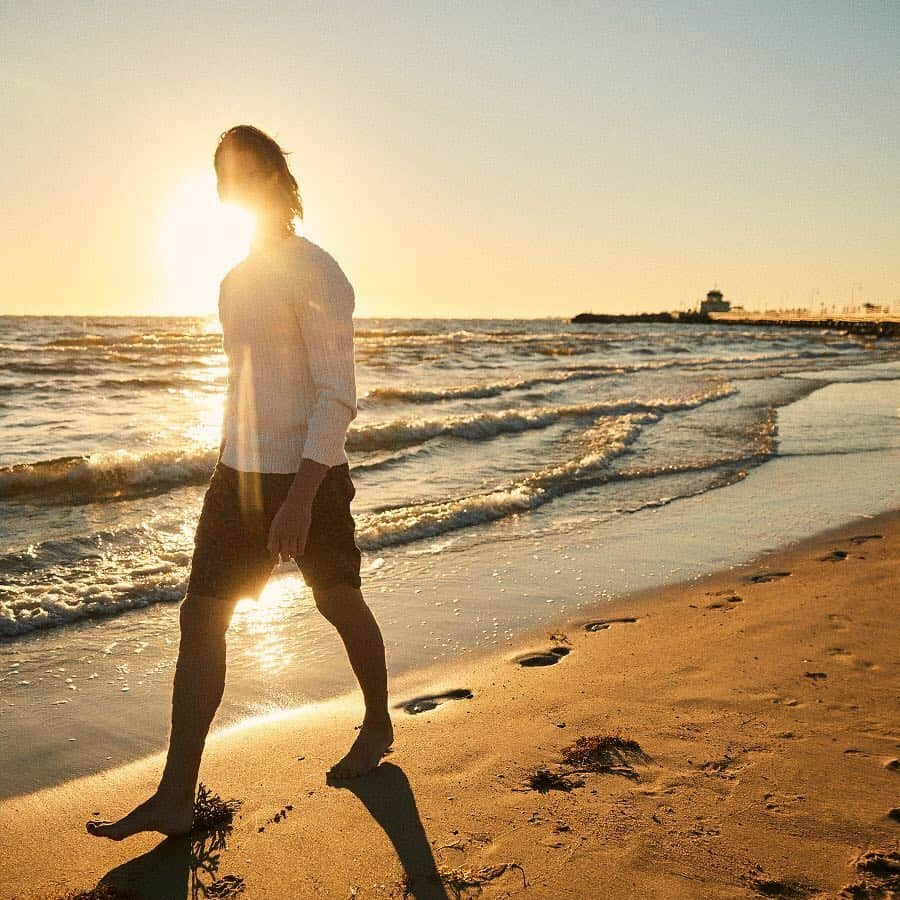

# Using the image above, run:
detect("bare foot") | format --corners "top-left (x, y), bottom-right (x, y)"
top-left (327, 715), bottom-right (394, 779)
top-left (86, 789), bottom-right (195, 841)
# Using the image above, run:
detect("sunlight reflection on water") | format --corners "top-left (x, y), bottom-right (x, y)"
top-left (232, 573), bottom-right (309, 676)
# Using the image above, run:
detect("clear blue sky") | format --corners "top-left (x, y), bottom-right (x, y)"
top-left (1, 1), bottom-right (898, 317)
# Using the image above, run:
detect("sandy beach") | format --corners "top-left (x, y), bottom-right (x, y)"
top-left (2, 508), bottom-right (897, 899)
top-left (4, 1), bottom-right (900, 897)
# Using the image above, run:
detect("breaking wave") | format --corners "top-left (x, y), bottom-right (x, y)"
top-left (1, 383), bottom-right (736, 503)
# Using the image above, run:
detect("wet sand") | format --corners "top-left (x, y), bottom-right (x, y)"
top-left (2, 509), bottom-right (898, 899)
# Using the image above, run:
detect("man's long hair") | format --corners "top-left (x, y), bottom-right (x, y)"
top-left (215, 124), bottom-right (303, 236)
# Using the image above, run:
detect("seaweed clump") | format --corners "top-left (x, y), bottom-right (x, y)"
top-left (523, 729), bottom-right (648, 792)
top-left (192, 781), bottom-right (243, 832)
top-left (561, 731), bottom-right (643, 770)
top-left (526, 767), bottom-right (585, 793)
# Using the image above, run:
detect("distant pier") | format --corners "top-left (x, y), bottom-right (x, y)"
top-left (570, 311), bottom-right (900, 340)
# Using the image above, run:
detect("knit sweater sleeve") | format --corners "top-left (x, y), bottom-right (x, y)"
top-left (295, 252), bottom-right (359, 466)
top-left (217, 275), bottom-right (235, 458)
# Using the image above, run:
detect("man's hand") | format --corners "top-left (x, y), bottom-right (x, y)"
top-left (267, 457), bottom-right (330, 562)
top-left (267, 496), bottom-right (313, 562)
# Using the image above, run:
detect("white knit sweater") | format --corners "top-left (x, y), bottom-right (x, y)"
top-left (217, 234), bottom-right (358, 473)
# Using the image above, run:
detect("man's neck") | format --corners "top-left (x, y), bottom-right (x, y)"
top-left (251, 218), bottom-right (293, 253)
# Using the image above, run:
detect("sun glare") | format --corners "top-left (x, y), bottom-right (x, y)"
top-left (159, 172), bottom-right (255, 315)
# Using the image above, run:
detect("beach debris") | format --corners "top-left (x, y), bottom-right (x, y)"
top-left (523, 729), bottom-right (647, 792)
top-left (560, 732), bottom-right (647, 780)
top-left (401, 861), bottom-right (526, 898)
top-left (257, 802), bottom-right (295, 832)
top-left (561, 732), bottom-right (643, 766)
top-left (515, 647), bottom-right (570, 667)
top-left (526, 767), bottom-right (585, 793)
top-left (548, 631), bottom-right (570, 644)
top-left (434, 831), bottom-right (493, 856)
top-left (397, 687), bottom-right (474, 715)
top-left (206, 874), bottom-right (246, 898)
top-left (803, 671), bottom-right (827, 681)
top-left (192, 782), bottom-right (243, 832)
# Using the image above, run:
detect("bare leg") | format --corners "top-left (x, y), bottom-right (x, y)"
top-left (87, 593), bottom-right (239, 840)
top-left (313, 582), bottom-right (393, 778)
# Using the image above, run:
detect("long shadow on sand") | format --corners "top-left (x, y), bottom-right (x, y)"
top-left (329, 761), bottom-right (450, 899)
top-left (90, 825), bottom-right (238, 900)
top-left (86, 764), bottom-right (444, 899)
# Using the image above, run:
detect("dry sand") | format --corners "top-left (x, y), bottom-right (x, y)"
top-left (1, 510), bottom-right (898, 899)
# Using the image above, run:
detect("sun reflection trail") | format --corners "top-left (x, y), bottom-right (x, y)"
top-left (232, 573), bottom-right (308, 676)
top-left (180, 391), bottom-right (226, 449)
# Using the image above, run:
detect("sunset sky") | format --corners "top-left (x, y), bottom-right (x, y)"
top-left (1, 2), bottom-right (898, 318)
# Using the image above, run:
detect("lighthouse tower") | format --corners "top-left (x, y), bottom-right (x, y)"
top-left (700, 289), bottom-right (730, 314)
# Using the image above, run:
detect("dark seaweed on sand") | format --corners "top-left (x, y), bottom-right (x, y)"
top-left (524, 729), bottom-right (648, 792)
top-left (192, 782), bottom-right (243, 832)
top-left (526, 767), bottom-right (585, 793)
top-left (205, 874), bottom-right (246, 898)
top-left (561, 731), bottom-right (643, 768)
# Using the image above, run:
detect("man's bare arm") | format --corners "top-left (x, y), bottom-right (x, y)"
top-left (287, 457), bottom-right (329, 507)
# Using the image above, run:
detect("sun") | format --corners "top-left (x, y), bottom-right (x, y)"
top-left (159, 172), bottom-right (256, 315)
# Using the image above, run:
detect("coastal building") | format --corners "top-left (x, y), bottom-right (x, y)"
top-left (700, 289), bottom-right (730, 314)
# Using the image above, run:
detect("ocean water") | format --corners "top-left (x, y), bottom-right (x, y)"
top-left (3, 314), bottom-right (897, 637)
top-left (1, 315), bottom-right (899, 796)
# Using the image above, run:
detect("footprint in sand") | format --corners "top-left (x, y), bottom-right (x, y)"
top-left (705, 595), bottom-right (743, 610)
top-left (762, 791), bottom-right (807, 814)
top-left (749, 873), bottom-right (817, 897)
top-left (844, 848), bottom-right (900, 896)
top-left (397, 688), bottom-right (474, 715)
top-left (515, 647), bottom-right (571, 667)
top-left (820, 549), bottom-right (849, 562)
top-left (826, 647), bottom-right (881, 671)
top-left (771, 696), bottom-right (805, 708)
top-left (745, 571), bottom-right (792, 584)
top-left (803, 671), bottom-right (828, 681)
top-left (583, 617), bottom-right (639, 632)
top-left (849, 534), bottom-right (883, 544)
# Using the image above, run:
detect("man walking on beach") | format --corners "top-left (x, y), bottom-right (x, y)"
top-left (87, 124), bottom-right (393, 840)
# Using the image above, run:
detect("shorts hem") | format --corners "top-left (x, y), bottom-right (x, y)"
top-left (305, 573), bottom-right (362, 591)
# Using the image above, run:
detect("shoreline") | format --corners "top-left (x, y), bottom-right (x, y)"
top-left (2, 507), bottom-right (898, 899)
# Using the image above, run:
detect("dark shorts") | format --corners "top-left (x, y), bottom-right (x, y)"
top-left (187, 460), bottom-right (362, 600)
